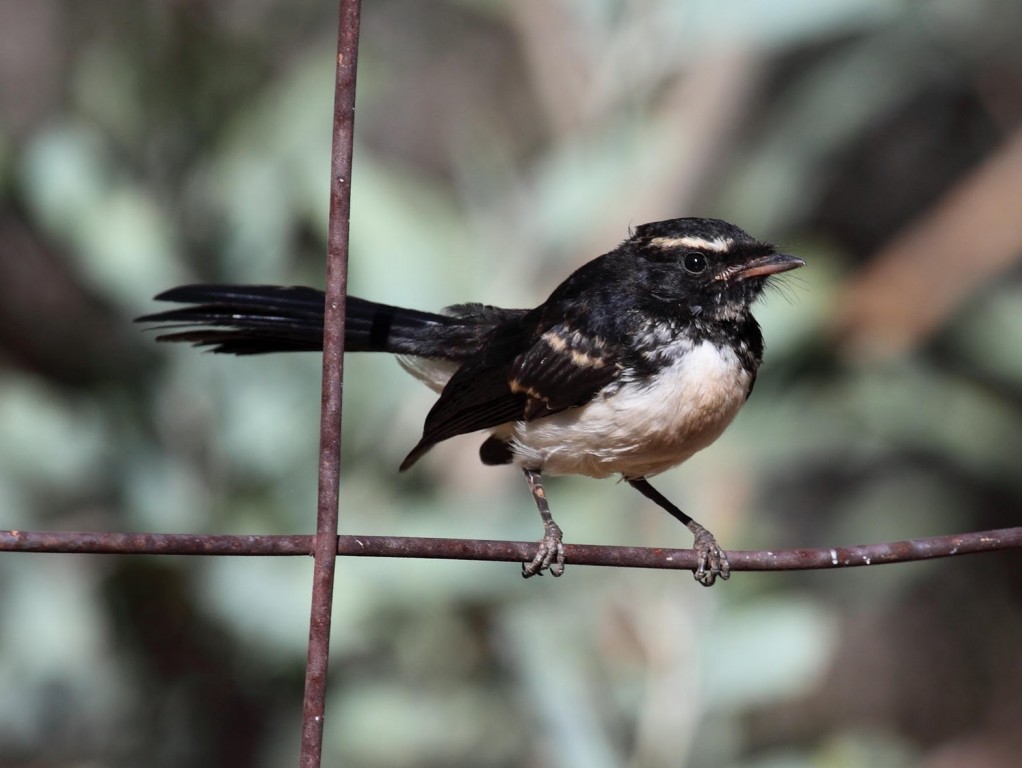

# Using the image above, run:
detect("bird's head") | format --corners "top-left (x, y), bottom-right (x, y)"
top-left (631, 217), bottom-right (804, 322)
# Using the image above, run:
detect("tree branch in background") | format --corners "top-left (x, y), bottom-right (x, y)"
top-left (837, 127), bottom-right (1022, 356)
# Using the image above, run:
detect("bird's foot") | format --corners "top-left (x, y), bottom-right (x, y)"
top-left (689, 522), bottom-right (730, 587)
top-left (522, 521), bottom-right (566, 578)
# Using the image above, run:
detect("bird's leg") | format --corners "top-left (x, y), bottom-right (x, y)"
top-left (627, 477), bottom-right (730, 586)
top-left (521, 468), bottom-right (566, 578)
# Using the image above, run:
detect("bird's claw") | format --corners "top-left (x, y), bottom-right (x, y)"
top-left (691, 525), bottom-right (730, 587)
top-left (522, 522), bottom-right (566, 578)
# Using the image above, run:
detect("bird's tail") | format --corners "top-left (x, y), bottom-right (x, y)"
top-left (137, 284), bottom-right (471, 359)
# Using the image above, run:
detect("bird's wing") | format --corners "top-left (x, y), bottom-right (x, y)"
top-left (399, 316), bottom-right (621, 470)
top-left (508, 323), bottom-right (620, 420)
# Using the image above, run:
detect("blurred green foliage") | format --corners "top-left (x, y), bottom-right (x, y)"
top-left (2, 0), bottom-right (1022, 766)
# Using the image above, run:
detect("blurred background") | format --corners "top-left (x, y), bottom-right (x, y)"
top-left (1, 0), bottom-right (1021, 766)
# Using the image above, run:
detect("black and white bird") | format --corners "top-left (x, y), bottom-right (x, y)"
top-left (139, 217), bottom-right (804, 585)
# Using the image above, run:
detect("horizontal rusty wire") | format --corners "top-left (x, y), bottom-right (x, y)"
top-left (3, 527), bottom-right (1020, 572)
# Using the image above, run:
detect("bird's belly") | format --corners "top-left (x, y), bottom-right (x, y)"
top-left (510, 341), bottom-right (753, 479)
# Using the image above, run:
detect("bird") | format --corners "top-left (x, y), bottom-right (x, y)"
top-left (138, 217), bottom-right (804, 586)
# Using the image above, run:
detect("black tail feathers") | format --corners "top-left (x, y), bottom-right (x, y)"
top-left (137, 284), bottom-right (481, 359)
top-left (138, 285), bottom-right (326, 354)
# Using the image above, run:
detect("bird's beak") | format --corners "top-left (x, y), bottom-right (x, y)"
top-left (719, 253), bottom-right (805, 282)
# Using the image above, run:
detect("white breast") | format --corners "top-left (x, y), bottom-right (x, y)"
top-left (509, 340), bottom-right (753, 479)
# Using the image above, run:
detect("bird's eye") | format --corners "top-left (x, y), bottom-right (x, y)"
top-left (684, 251), bottom-right (707, 274)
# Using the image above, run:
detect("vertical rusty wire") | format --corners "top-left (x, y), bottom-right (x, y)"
top-left (299, 1), bottom-right (361, 766)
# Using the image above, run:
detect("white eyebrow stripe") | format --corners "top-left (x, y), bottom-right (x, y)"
top-left (648, 236), bottom-right (731, 252)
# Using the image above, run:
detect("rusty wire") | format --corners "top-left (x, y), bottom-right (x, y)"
top-left (298, 0), bottom-right (362, 765)
top-left (3, 528), bottom-right (1021, 571)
